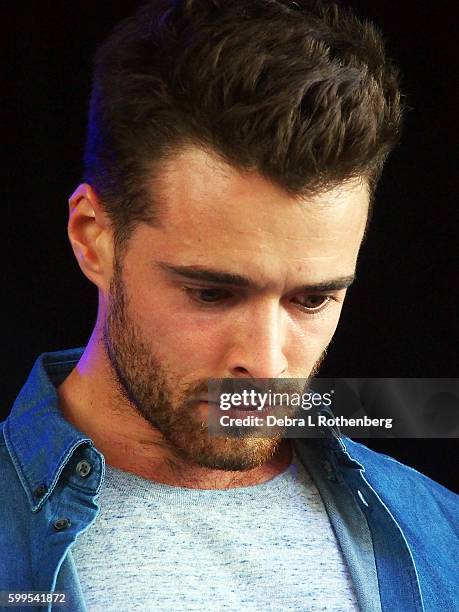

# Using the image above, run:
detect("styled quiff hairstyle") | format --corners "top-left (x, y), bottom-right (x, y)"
top-left (83, 0), bottom-right (403, 252)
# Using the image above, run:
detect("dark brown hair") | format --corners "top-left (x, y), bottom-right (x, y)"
top-left (83, 0), bottom-right (403, 252)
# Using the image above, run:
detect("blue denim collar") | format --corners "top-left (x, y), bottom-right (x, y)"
top-left (3, 348), bottom-right (103, 512)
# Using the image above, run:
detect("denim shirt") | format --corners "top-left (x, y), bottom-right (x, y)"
top-left (0, 349), bottom-right (458, 612)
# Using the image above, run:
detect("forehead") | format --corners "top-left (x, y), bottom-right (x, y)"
top-left (137, 147), bottom-right (369, 282)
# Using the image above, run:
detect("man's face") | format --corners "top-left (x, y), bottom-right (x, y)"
top-left (102, 148), bottom-right (369, 471)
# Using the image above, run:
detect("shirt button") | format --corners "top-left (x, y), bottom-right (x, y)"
top-left (76, 459), bottom-right (92, 478)
top-left (34, 484), bottom-right (48, 498)
top-left (53, 518), bottom-right (71, 531)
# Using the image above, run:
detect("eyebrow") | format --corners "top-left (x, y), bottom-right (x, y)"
top-left (158, 262), bottom-right (355, 292)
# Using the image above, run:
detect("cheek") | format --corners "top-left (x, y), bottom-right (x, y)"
top-left (130, 291), bottom-right (223, 365)
top-left (286, 304), bottom-right (345, 365)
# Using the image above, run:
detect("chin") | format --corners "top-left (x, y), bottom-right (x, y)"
top-left (174, 434), bottom-right (282, 472)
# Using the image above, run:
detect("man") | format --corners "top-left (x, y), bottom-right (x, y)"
top-left (1, 1), bottom-right (457, 611)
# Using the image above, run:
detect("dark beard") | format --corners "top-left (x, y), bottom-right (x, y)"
top-left (102, 259), bottom-right (284, 471)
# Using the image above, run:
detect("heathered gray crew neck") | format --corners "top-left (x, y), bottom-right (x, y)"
top-left (71, 449), bottom-right (359, 611)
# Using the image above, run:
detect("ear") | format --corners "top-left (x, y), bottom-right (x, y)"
top-left (67, 184), bottom-right (114, 292)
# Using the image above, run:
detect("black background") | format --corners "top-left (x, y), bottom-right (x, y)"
top-left (3, 2), bottom-right (458, 490)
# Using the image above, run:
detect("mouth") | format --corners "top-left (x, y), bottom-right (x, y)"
top-left (199, 398), bottom-right (262, 411)
top-left (197, 399), bottom-right (264, 417)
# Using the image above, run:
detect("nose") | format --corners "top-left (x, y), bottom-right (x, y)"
top-left (225, 301), bottom-right (289, 379)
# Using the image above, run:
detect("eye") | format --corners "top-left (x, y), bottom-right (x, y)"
top-left (293, 294), bottom-right (331, 312)
top-left (185, 287), bottom-right (232, 304)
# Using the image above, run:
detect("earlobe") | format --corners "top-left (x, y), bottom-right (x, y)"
top-left (67, 184), bottom-right (114, 291)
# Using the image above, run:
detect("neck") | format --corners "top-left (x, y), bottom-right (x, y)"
top-left (57, 335), bottom-right (292, 489)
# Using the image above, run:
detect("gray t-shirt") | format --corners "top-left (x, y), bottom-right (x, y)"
top-left (71, 451), bottom-right (359, 611)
